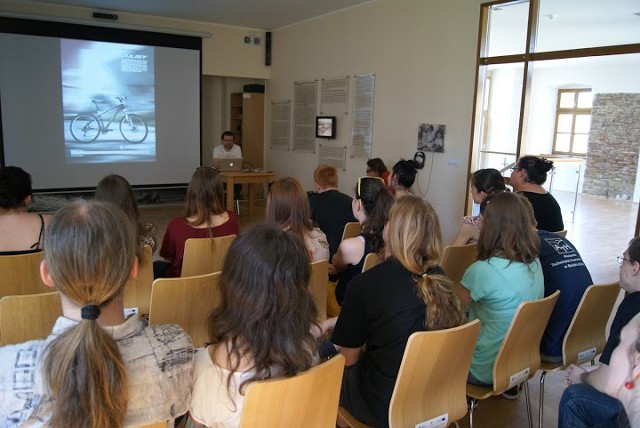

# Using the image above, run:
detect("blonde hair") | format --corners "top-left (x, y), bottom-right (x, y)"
top-left (386, 196), bottom-right (466, 330)
top-left (43, 200), bottom-right (136, 428)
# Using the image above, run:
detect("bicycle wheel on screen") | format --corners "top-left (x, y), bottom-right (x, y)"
top-left (70, 114), bottom-right (100, 143)
top-left (120, 114), bottom-right (148, 143)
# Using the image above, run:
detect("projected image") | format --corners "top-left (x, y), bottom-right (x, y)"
top-left (61, 39), bottom-right (156, 164)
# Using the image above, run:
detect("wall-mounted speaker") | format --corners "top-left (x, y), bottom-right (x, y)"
top-left (265, 31), bottom-right (272, 66)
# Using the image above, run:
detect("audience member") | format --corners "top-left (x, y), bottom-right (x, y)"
top-left (156, 166), bottom-right (239, 278)
top-left (366, 158), bottom-right (391, 188)
top-left (0, 166), bottom-right (52, 254)
top-left (308, 164), bottom-right (356, 259)
top-left (538, 230), bottom-right (593, 362)
top-left (95, 174), bottom-right (158, 253)
top-left (458, 192), bottom-right (543, 394)
top-left (390, 159), bottom-right (419, 198)
top-left (330, 176), bottom-right (393, 307)
top-left (452, 168), bottom-right (506, 245)
top-left (0, 200), bottom-right (193, 427)
top-left (212, 131), bottom-right (242, 169)
top-left (321, 196), bottom-right (466, 427)
top-left (510, 155), bottom-right (564, 232)
top-left (563, 236), bottom-right (640, 425)
top-left (189, 224), bottom-right (319, 427)
top-left (559, 312), bottom-right (640, 428)
top-left (266, 177), bottom-right (329, 262)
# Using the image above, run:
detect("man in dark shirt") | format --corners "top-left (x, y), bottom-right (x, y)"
top-left (538, 230), bottom-right (593, 361)
top-left (308, 164), bottom-right (356, 260)
top-left (561, 236), bottom-right (640, 426)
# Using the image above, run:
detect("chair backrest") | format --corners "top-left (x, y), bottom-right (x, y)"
top-left (0, 291), bottom-right (61, 345)
top-left (341, 222), bottom-right (361, 242)
top-left (562, 282), bottom-right (621, 366)
top-left (362, 252), bottom-right (381, 273)
top-left (554, 230), bottom-right (568, 237)
top-left (492, 291), bottom-right (560, 392)
top-left (123, 245), bottom-right (154, 316)
top-left (181, 235), bottom-right (237, 277)
top-left (149, 272), bottom-right (222, 348)
top-left (388, 319), bottom-right (481, 428)
top-left (440, 243), bottom-right (478, 286)
top-left (0, 251), bottom-right (48, 299)
top-left (240, 354), bottom-right (345, 428)
top-left (309, 260), bottom-right (328, 322)
top-left (140, 422), bottom-right (167, 428)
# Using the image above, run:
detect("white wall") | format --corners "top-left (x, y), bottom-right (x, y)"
top-left (268, 0), bottom-right (482, 242)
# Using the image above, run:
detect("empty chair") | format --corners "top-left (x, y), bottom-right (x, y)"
top-left (0, 251), bottom-right (48, 299)
top-left (149, 272), bottom-right (222, 348)
top-left (341, 221), bottom-right (361, 241)
top-left (240, 354), bottom-right (345, 428)
top-left (538, 282), bottom-right (621, 428)
top-left (440, 243), bottom-right (478, 287)
top-left (181, 235), bottom-right (236, 277)
top-left (0, 291), bottom-right (61, 345)
top-left (361, 252), bottom-right (381, 273)
top-left (123, 244), bottom-right (154, 316)
top-left (339, 319), bottom-right (481, 428)
top-left (309, 260), bottom-right (329, 322)
top-left (466, 291), bottom-right (560, 428)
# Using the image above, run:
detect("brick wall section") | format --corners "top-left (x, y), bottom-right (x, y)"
top-left (583, 94), bottom-right (640, 200)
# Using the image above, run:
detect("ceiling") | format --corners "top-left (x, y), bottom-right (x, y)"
top-left (34, 0), bottom-right (374, 30)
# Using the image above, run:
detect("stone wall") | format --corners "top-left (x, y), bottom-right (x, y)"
top-left (583, 94), bottom-right (640, 200)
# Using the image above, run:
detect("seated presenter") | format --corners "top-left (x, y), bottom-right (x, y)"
top-left (212, 131), bottom-right (242, 169)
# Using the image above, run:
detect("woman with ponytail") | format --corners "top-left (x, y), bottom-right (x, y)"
top-left (321, 196), bottom-right (466, 427)
top-left (0, 200), bottom-right (193, 427)
top-left (329, 176), bottom-right (394, 307)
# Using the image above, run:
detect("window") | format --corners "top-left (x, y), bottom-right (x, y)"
top-left (552, 89), bottom-right (592, 156)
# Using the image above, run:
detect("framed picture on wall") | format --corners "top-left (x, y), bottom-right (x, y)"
top-left (316, 116), bottom-right (336, 139)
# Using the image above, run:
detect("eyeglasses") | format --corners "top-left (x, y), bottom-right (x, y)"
top-left (510, 166), bottom-right (522, 172)
top-left (356, 176), bottom-right (385, 199)
top-left (617, 256), bottom-right (634, 265)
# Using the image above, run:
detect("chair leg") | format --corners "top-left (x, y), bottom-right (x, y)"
top-left (468, 398), bottom-right (478, 428)
top-left (539, 371), bottom-right (547, 428)
top-left (524, 380), bottom-right (533, 428)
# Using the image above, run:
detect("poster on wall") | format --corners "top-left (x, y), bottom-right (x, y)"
top-left (320, 76), bottom-right (349, 115)
top-left (293, 80), bottom-right (318, 152)
top-left (418, 124), bottom-right (446, 153)
top-left (351, 73), bottom-right (375, 158)
top-left (270, 100), bottom-right (291, 150)
top-left (318, 143), bottom-right (347, 170)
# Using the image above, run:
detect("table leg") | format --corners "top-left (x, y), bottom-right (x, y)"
top-left (248, 183), bottom-right (256, 216)
top-left (226, 177), bottom-right (235, 212)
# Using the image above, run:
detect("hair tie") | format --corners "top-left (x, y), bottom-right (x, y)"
top-left (422, 272), bottom-right (429, 278)
top-left (81, 305), bottom-right (100, 320)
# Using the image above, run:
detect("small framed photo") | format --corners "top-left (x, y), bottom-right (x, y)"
top-left (316, 116), bottom-right (336, 139)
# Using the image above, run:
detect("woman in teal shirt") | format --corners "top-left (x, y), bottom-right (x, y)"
top-left (458, 192), bottom-right (544, 386)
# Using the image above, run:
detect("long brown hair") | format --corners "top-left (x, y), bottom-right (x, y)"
top-left (356, 176), bottom-right (394, 253)
top-left (207, 223), bottom-right (318, 393)
top-left (266, 177), bottom-right (314, 245)
top-left (385, 196), bottom-right (466, 330)
top-left (43, 200), bottom-right (136, 428)
top-left (477, 192), bottom-right (539, 263)
top-left (183, 166), bottom-right (226, 229)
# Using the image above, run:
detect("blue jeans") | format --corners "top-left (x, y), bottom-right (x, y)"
top-left (558, 383), bottom-right (629, 428)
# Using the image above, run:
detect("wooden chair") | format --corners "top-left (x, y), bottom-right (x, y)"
top-left (554, 230), bottom-right (568, 237)
top-left (0, 291), bottom-right (61, 345)
top-left (123, 245), bottom-right (154, 316)
top-left (537, 282), bottom-right (621, 428)
top-left (467, 291), bottom-right (560, 428)
top-left (240, 354), bottom-right (345, 427)
top-left (309, 260), bottom-right (328, 322)
top-left (341, 222), bottom-right (361, 242)
top-left (181, 235), bottom-right (237, 277)
top-left (339, 320), bottom-right (481, 428)
top-left (440, 243), bottom-right (478, 287)
top-left (362, 252), bottom-right (381, 273)
top-left (149, 272), bottom-right (222, 348)
top-left (0, 251), bottom-right (48, 299)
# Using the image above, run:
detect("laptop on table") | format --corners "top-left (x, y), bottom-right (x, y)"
top-left (218, 158), bottom-right (243, 172)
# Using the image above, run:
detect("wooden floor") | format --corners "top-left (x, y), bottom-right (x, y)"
top-left (140, 191), bottom-right (637, 428)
